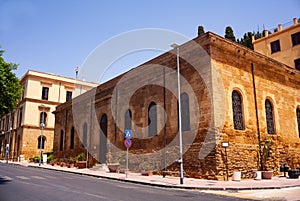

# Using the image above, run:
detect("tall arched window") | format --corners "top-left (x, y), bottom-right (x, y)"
top-left (124, 109), bottom-right (132, 130)
top-left (181, 93), bottom-right (191, 131)
top-left (148, 102), bottom-right (157, 137)
top-left (82, 123), bottom-right (88, 147)
top-left (70, 127), bottom-right (75, 149)
top-left (265, 99), bottom-right (275, 134)
top-left (59, 130), bottom-right (64, 151)
top-left (297, 108), bottom-right (300, 138)
top-left (37, 136), bottom-right (46, 149)
top-left (232, 90), bottom-right (244, 130)
top-left (40, 112), bottom-right (47, 127)
top-left (100, 114), bottom-right (108, 164)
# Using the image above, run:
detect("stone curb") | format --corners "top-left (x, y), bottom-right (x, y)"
top-left (3, 162), bottom-right (300, 191)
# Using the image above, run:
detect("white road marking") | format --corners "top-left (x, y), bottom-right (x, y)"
top-left (31, 176), bottom-right (45, 179)
top-left (16, 176), bottom-right (30, 180)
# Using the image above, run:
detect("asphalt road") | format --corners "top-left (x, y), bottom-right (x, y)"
top-left (0, 163), bottom-right (248, 201)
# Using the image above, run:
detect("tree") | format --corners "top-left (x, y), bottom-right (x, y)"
top-left (224, 26), bottom-right (236, 42)
top-left (239, 32), bottom-right (254, 49)
top-left (237, 31), bottom-right (263, 50)
top-left (0, 48), bottom-right (22, 116)
top-left (197, 26), bottom-right (205, 36)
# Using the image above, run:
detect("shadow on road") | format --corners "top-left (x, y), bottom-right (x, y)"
top-left (0, 176), bottom-right (11, 185)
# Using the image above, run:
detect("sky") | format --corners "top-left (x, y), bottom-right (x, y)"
top-left (0, 0), bottom-right (299, 82)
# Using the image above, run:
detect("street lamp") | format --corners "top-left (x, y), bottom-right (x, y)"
top-left (39, 105), bottom-right (45, 166)
top-left (75, 66), bottom-right (79, 79)
top-left (171, 43), bottom-right (184, 185)
top-left (222, 142), bottom-right (229, 181)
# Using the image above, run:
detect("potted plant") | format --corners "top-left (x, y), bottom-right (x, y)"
top-left (68, 157), bottom-right (75, 168)
top-left (106, 151), bottom-right (120, 173)
top-left (288, 156), bottom-right (300, 179)
top-left (47, 154), bottom-right (53, 164)
top-left (140, 161), bottom-right (153, 176)
top-left (76, 153), bottom-right (87, 169)
top-left (260, 138), bottom-right (274, 179)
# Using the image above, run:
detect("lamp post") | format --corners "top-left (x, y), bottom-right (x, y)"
top-left (222, 142), bottom-right (229, 181)
top-left (1, 131), bottom-right (4, 158)
top-left (39, 105), bottom-right (45, 166)
top-left (75, 66), bottom-right (79, 79)
top-left (171, 43), bottom-right (184, 185)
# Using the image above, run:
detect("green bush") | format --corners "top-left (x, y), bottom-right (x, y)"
top-left (77, 153), bottom-right (86, 161)
top-left (47, 154), bottom-right (54, 163)
top-left (33, 156), bottom-right (40, 163)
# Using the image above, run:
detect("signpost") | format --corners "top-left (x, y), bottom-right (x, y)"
top-left (124, 130), bottom-right (132, 179)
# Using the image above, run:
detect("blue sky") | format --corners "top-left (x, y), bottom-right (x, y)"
top-left (0, 0), bottom-right (299, 81)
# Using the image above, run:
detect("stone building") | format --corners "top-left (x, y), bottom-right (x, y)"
top-left (0, 70), bottom-right (98, 161)
top-left (53, 31), bottom-right (300, 180)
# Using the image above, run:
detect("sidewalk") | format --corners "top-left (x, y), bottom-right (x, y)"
top-left (2, 160), bottom-right (300, 200)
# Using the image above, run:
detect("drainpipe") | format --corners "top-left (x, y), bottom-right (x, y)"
top-left (251, 63), bottom-right (262, 170)
top-left (163, 66), bottom-right (167, 177)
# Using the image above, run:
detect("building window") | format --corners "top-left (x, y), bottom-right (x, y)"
top-left (291, 32), bottom-right (300, 46)
top-left (18, 108), bottom-right (23, 127)
top-left (148, 102), bottom-right (157, 137)
top-left (40, 112), bottom-right (47, 127)
top-left (42, 87), bottom-right (49, 100)
top-left (37, 136), bottom-right (46, 149)
top-left (59, 130), bottom-right (64, 151)
top-left (82, 123), bottom-right (87, 147)
top-left (70, 127), bottom-right (75, 149)
top-left (270, 40), bottom-right (281, 54)
top-left (180, 93), bottom-right (191, 131)
top-left (294, 58), bottom-right (300, 71)
top-left (297, 108), bottom-right (300, 138)
top-left (232, 90), bottom-right (244, 130)
top-left (66, 91), bottom-right (72, 102)
top-left (124, 109), bottom-right (132, 130)
top-left (265, 99), bottom-right (275, 134)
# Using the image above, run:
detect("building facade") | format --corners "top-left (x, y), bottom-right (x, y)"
top-left (0, 70), bottom-right (98, 161)
top-left (253, 18), bottom-right (300, 70)
top-left (53, 32), bottom-right (300, 180)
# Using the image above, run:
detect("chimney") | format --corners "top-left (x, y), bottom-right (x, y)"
top-left (251, 35), bottom-right (255, 42)
top-left (278, 24), bottom-right (282, 31)
top-left (293, 18), bottom-right (297, 25)
top-left (263, 30), bottom-right (269, 37)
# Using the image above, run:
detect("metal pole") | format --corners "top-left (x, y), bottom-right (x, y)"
top-left (7, 116), bottom-right (12, 163)
top-left (225, 147), bottom-right (228, 181)
top-left (126, 147), bottom-right (129, 179)
top-left (172, 43), bottom-right (184, 184)
top-left (39, 105), bottom-right (44, 166)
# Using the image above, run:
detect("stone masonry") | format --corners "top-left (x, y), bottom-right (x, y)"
top-left (53, 32), bottom-right (300, 180)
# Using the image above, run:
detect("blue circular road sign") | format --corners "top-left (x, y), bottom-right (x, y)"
top-left (124, 138), bottom-right (132, 148)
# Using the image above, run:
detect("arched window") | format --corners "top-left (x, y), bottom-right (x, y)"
top-left (181, 93), bottom-right (191, 131)
top-left (297, 108), bottom-right (300, 138)
top-left (59, 130), bottom-right (64, 151)
top-left (232, 90), bottom-right (244, 130)
top-left (82, 123), bottom-right (88, 147)
top-left (70, 127), bottom-right (75, 149)
top-left (148, 102), bottom-right (157, 137)
top-left (40, 112), bottom-right (47, 127)
top-left (124, 109), bottom-right (132, 130)
top-left (265, 99), bottom-right (275, 134)
top-left (37, 136), bottom-right (46, 149)
top-left (99, 114), bottom-right (108, 164)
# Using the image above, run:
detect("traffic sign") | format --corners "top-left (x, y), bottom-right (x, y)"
top-left (124, 130), bottom-right (132, 139)
top-left (5, 149), bottom-right (9, 154)
top-left (124, 138), bottom-right (132, 148)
